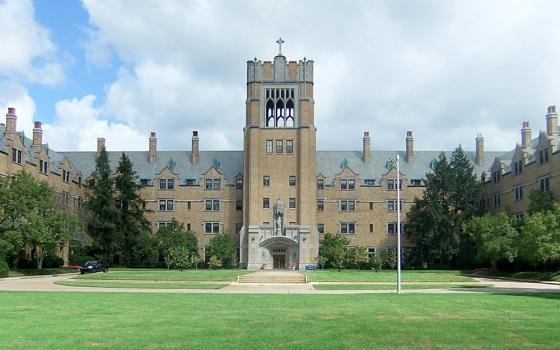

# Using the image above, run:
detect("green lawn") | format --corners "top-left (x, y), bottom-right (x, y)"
top-left (7, 268), bottom-right (78, 277)
top-left (55, 280), bottom-right (227, 289)
top-left (74, 268), bottom-right (249, 282)
top-left (306, 269), bottom-right (474, 282)
top-left (1, 292), bottom-right (559, 349)
top-left (475, 270), bottom-right (560, 282)
top-left (313, 283), bottom-right (491, 290)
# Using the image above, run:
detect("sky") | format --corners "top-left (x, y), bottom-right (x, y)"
top-left (1, 0), bottom-right (560, 153)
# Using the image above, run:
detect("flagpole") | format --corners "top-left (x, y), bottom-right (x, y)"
top-left (396, 154), bottom-right (402, 294)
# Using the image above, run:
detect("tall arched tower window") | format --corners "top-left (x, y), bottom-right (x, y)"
top-left (266, 100), bottom-right (275, 127)
top-left (263, 88), bottom-right (296, 128)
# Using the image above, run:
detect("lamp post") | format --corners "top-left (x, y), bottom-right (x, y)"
top-left (396, 154), bottom-right (402, 294)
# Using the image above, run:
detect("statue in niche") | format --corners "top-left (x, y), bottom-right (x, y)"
top-left (275, 198), bottom-right (284, 236)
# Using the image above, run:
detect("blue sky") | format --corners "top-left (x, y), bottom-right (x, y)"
top-left (2, 0), bottom-right (560, 153)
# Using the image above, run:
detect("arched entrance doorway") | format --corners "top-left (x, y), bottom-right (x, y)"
top-left (259, 235), bottom-right (299, 269)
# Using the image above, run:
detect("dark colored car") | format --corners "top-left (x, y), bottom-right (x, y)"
top-left (80, 261), bottom-right (108, 274)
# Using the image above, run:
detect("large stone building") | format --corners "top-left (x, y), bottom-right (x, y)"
top-left (2, 43), bottom-right (553, 269)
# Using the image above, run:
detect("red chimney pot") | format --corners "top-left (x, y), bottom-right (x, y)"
top-left (150, 132), bottom-right (156, 138)
top-left (34, 121), bottom-right (42, 129)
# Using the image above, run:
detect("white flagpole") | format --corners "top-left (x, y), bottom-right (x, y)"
top-left (396, 154), bottom-right (402, 294)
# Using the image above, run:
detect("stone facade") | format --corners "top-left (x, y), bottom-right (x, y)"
top-left (4, 45), bottom-right (540, 270)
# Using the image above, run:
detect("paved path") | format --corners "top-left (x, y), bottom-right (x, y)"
top-left (1, 273), bottom-right (560, 294)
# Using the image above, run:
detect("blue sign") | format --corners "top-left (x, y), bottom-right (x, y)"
top-left (305, 264), bottom-right (315, 271)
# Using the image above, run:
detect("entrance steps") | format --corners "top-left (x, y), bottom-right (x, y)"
top-left (238, 271), bottom-right (307, 284)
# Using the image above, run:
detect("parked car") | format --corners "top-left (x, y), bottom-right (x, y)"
top-left (80, 261), bottom-right (108, 274)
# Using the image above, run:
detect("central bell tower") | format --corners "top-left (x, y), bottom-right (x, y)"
top-left (240, 39), bottom-right (317, 270)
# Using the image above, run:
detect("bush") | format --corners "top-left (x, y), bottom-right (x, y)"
top-left (370, 255), bottom-right (383, 272)
top-left (208, 255), bottom-right (223, 270)
top-left (42, 255), bottom-right (64, 268)
top-left (0, 260), bottom-right (9, 278)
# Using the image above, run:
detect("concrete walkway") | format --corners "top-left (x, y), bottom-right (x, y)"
top-left (1, 273), bottom-right (560, 294)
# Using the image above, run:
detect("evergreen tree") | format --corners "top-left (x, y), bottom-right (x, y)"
top-left (87, 147), bottom-right (119, 264)
top-left (114, 152), bottom-right (150, 265)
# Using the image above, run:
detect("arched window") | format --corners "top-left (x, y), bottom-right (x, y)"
top-left (266, 100), bottom-right (275, 127)
top-left (286, 99), bottom-right (294, 127)
top-left (275, 100), bottom-right (285, 127)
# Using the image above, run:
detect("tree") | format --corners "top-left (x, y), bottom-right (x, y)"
top-left (518, 205), bottom-right (560, 269)
top-left (320, 233), bottom-right (349, 271)
top-left (87, 147), bottom-right (119, 264)
top-left (318, 256), bottom-right (328, 270)
top-left (114, 153), bottom-right (151, 265)
top-left (131, 232), bottom-right (159, 267)
top-left (208, 255), bottom-right (223, 269)
top-left (206, 232), bottom-right (237, 267)
top-left (528, 190), bottom-right (555, 215)
top-left (156, 219), bottom-right (198, 269)
top-left (379, 249), bottom-right (397, 269)
top-left (466, 212), bottom-right (518, 269)
top-left (406, 147), bottom-right (481, 268)
top-left (168, 245), bottom-right (195, 270)
top-left (347, 246), bottom-right (368, 270)
top-left (0, 172), bottom-right (79, 269)
top-left (370, 254), bottom-right (383, 272)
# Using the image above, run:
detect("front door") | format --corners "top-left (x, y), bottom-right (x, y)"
top-left (273, 254), bottom-right (286, 269)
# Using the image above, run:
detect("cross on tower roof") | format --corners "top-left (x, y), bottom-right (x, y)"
top-left (276, 37), bottom-right (285, 56)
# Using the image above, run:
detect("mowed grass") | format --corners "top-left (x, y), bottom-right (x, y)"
top-left (55, 280), bottom-right (227, 289)
top-left (306, 269), bottom-right (474, 282)
top-left (475, 270), bottom-right (560, 282)
top-left (1, 292), bottom-right (560, 349)
top-left (313, 283), bottom-right (491, 290)
top-left (75, 268), bottom-right (249, 282)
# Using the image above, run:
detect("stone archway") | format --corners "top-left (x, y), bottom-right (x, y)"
top-left (259, 236), bottom-right (299, 270)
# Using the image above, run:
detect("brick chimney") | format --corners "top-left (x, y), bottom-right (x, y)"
top-left (97, 137), bottom-right (106, 154)
top-left (546, 105), bottom-right (558, 137)
top-left (191, 131), bottom-right (199, 165)
top-left (32, 121), bottom-right (43, 152)
top-left (405, 131), bottom-right (414, 162)
top-left (521, 121), bottom-right (532, 151)
top-left (149, 132), bottom-right (157, 163)
top-left (5, 107), bottom-right (17, 141)
top-left (475, 133), bottom-right (484, 166)
top-left (362, 131), bottom-right (371, 162)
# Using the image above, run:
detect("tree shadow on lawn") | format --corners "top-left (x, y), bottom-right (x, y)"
top-left (452, 287), bottom-right (560, 301)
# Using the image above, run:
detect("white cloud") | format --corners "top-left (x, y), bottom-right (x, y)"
top-left (79, 0), bottom-right (560, 152)
top-left (43, 95), bottom-right (146, 151)
top-left (0, 0), bottom-right (64, 85)
top-left (0, 81), bottom-right (36, 137)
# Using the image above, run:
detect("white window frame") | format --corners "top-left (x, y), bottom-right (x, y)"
top-left (340, 222), bottom-right (356, 234)
top-left (204, 222), bottom-right (221, 234)
top-left (158, 199), bottom-right (174, 211)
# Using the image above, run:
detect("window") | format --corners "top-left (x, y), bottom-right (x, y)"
top-left (263, 176), bottom-right (270, 186)
top-left (236, 179), bottom-right (243, 190)
top-left (367, 247), bottom-right (376, 257)
top-left (387, 179), bottom-right (402, 190)
top-left (340, 179), bottom-right (347, 190)
top-left (340, 222), bottom-right (356, 234)
top-left (186, 179), bottom-right (195, 186)
top-left (140, 179), bottom-right (149, 186)
top-left (213, 179), bottom-right (220, 190)
top-left (387, 200), bottom-right (403, 212)
top-left (187, 223), bottom-right (191, 231)
top-left (514, 186), bottom-right (523, 201)
top-left (236, 223), bottom-right (242, 234)
top-left (317, 179), bottom-right (324, 189)
top-left (317, 199), bottom-right (324, 211)
top-left (369, 202), bottom-right (373, 210)
top-left (387, 222), bottom-right (404, 235)
top-left (364, 179), bottom-right (375, 186)
top-left (370, 224), bottom-right (374, 233)
top-left (514, 160), bottom-right (523, 175)
top-left (205, 179), bottom-right (212, 190)
top-left (340, 179), bottom-right (355, 190)
top-left (317, 224), bottom-right (324, 234)
top-left (205, 199), bottom-right (220, 211)
top-left (39, 159), bottom-right (48, 175)
top-left (286, 140), bottom-right (293, 154)
top-left (289, 176), bottom-right (296, 186)
top-left (159, 178), bottom-right (174, 190)
top-left (236, 199), bottom-right (242, 211)
top-left (204, 222), bottom-right (221, 234)
top-left (276, 140), bottom-right (283, 153)
top-left (157, 221), bottom-right (172, 230)
top-left (340, 200), bottom-right (356, 211)
top-left (263, 197), bottom-right (270, 208)
top-left (514, 213), bottom-right (524, 222)
top-left (11, 147), bottom-right (22, 164)
top-left (493, 193), bottom-right (501, 208)
top-left (540, 176), bottom-right (550, 192)
top-left (187, 201), bottom-right (192, 210)
top-left (539, 148), bottom-right (550, 165)
top-left (61, 192), bottom-right (69, 206)
top-left (492, 171), bottom-right (501, 184)
top-left (289, 198), bottom-right (296, 209)
top-left (266, 140), bottom-right (273, 154)
top-left (77, 197), bottom-right (84, 209)
top-left (159, 199), bottom-right (174, 211)
top-left (410, 179), bottom-right (422, 186)
top-left (62, 169), bottom-right (70, 183)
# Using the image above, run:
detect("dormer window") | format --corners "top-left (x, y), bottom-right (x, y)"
top-left (159, 178), bottom-right (174, 190)
top-left (491, 171), bottom-right (500, 184)
top-left (205, 178), bottom-right (220, 190)
top-left (62, 169), bottom-right (70, 183)
top-left (140, 179), bottom-right (149, 187)
top-left (513, 160), bottom-right (523, 175)
top-left (317, 179), bottom-right (324, 189)
top-left (39, 160), bottom-right (48, 175)
top-left (387, 179), bottom-right (402, 191)
top-left (235, 179), bottom-right (243, 190)
top-left (11, 147), bottom-right (22, 164)
top-left (539, 148), bottom-right (549, 165)
top-left (340, 179), bottom-right (355, 190)
top-left (364, 179), bottom-right (375, 186)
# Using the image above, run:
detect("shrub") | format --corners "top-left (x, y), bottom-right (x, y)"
top-left (208, 255), bottom-right (223, 270)
top-left (206, 233), bottom-right (237, 267)
top-left (370, 255), bottom-right (383, 272)
top-left (42, 255), bottom-right (64, 268)
top-left (0, 260), bottom-right (9, 278)
top-left (168, 246), bottom-right (194, 270)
